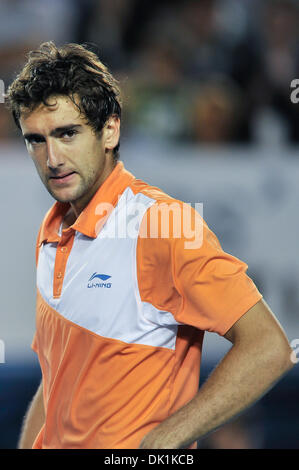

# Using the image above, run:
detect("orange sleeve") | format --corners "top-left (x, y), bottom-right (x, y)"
top-left (137, 200), bottom-right (262, 336)
top-left (35, 223), bottom-right (43, 267)
top-left (31, 332), bottom-right (38, 354)
top-left (32, 224), bottom-right (43, 354)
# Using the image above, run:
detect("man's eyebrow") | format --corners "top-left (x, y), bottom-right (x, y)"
top-left (50, 124), bottom-right (82, 136)
top-left (23, 124), bottom-right (82, 140)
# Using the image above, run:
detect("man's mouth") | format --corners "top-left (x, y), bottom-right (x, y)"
top-left (49, 171), bottom-right (76, 184)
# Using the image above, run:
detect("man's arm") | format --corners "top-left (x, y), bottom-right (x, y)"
top-left (139, 299), bottom-right (294, 449)
top-left (18, 380), bottom-right (45, 449)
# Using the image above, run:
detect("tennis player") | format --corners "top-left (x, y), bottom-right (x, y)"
top-left (7, 41), bottom-right (294, 449)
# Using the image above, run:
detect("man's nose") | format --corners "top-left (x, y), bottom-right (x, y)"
top-left (46, 138), bottom-right (64, 170)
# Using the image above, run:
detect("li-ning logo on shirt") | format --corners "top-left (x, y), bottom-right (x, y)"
top-left (87, 272), bottom-right (112, 289)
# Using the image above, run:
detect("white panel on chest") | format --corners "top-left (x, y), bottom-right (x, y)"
top-left (37, 188), bottom-right (158, 342)
top-left (36, 189), bottom-right (180, 348)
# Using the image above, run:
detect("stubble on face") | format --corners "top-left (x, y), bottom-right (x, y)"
top-left (44, 157), bottom-right (103, 205)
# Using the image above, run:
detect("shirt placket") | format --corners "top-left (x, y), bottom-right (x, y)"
top-left (53, 229), bottom-right (75, 299)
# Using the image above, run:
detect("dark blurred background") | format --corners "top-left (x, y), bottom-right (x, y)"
top-left (0, 0), bottom-right (298, 449)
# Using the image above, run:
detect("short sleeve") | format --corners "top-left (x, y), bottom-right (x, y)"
top-left (137, 200), bottom-right (262, 336)
top-left (32, 224), bottom-right (43, 354)
top-left (36, 223), bottom-right (43, 267)
top-left (31, 331), bottom-right (38, 354)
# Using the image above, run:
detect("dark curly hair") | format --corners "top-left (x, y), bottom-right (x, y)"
top-left (6, 41), bottom-right (122, 160)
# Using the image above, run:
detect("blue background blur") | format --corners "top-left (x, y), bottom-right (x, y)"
top-left (0, 0), bottom-right (298, 449)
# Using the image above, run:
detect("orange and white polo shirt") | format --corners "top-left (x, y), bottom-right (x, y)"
top-left (31, 161), bottom-right (262, 449)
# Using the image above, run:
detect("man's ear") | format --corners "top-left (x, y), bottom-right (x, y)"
top-left (103, 115), bottom-right (120, 152)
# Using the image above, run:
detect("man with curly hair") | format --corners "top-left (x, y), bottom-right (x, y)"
top-left (7, 41), bottom-right (293, 449)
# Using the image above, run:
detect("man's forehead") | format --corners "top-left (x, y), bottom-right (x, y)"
top-left (20, 95), bottom-right (82, 128)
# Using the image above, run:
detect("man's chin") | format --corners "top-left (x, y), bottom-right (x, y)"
top-left (46, 186), bottom-right (82, 204)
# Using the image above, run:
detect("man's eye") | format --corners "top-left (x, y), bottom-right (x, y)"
top-left (61, 129), bottom-right (78, 139)
top-left (26, 137), bottom-right (44, 145)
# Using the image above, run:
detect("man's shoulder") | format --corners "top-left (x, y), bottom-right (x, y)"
top-left (127, 178), bottom-right (205, 250)
top-left (128, 176), bottom-right (183, 207)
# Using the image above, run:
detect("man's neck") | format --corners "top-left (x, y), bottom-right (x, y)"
top-left (61, 207), bottom-right (77, 230)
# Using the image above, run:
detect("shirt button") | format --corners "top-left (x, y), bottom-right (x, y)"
top-left (60, 247), bottom-right (67, 253)
top-left (57, 272), bottom-right (62, 279)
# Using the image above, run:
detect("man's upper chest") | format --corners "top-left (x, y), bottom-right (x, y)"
top-left (35, 188), bottom-right (158, 340)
